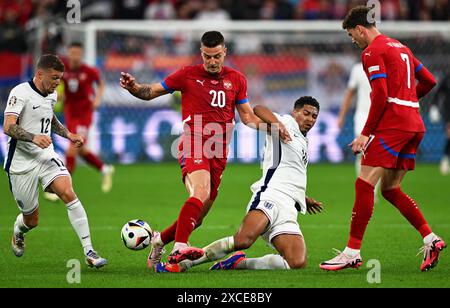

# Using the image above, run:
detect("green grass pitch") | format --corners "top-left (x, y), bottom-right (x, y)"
top-left (0, 163), bottom-right (449, 288)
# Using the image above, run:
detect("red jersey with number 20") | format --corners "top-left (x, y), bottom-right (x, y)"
top-left (362, 34), bottom-right (426, 134)
top-left (162, 64), bottom-right (249, 128)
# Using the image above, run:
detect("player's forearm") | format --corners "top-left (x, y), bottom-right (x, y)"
top-left (253, 105), bottom-right (280, 127)
top-left (361, 78), bottom-right (388, 136)
top-left (129, 83), bottom-right (154, 100)
top-left (416, 67), bottom-right (437, 99)
top-left (5, 124), bottom-right (35, 142)
top-left (51, 115), bottom-right (69, 138)
top-left (339, 89), bottom-right (354, 118)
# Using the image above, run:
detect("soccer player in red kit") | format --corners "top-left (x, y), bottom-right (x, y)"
top-left (62, 42), bottom-right (114, 192)
top-left (120, 31), bottom-right (290, 272)
top-left (320, 6), bottom-right (445, 272)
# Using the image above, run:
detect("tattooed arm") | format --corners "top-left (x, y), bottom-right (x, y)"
top-left (119, 72), bottom-right (168, 101)
top-left (51, 114), bottom-right (68, 138)
top-left (51, 114), bottom-right (84, 147)
top-left (4, 115), bottom-right (34, 142)
top-left (4, 114), bottom-right (52, 149)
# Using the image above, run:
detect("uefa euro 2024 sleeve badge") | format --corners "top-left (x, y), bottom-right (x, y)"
top-left (8, 96), bottom-right (17, 106)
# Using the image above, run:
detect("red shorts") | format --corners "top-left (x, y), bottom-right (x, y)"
top-left (362, 130), bottom-right (424, 170)
top-left (65, 116), bottom-right (92, 142)
top-left (177, 133), bottom-right (228, 201)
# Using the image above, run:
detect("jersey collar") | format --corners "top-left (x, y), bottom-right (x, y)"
top-left (28, 80), bottom-right (49, 97)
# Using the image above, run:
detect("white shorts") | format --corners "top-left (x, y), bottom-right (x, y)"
top-left (247, 189), bottom-right (303, 248)
top-left (7, 155), bottom-right (70, 215)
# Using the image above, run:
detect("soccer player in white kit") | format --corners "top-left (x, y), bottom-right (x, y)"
top-left (3, 54), bottom-right (107, 268)
top-left (156, 97), bottom-right (323, 272)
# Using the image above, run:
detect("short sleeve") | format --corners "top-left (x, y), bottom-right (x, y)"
top-left (362, 49), bottom-right (387, 82)
top-left (163, 67), bottom-right (187, 93)
top-left (4, 87), bottom-right (25, 116)
top-left (90, 67), bottom-right (101, 83)
top-left (235, 74), bottom-right (249, 105)
top-left (347, 64), bottom-right (359, 89)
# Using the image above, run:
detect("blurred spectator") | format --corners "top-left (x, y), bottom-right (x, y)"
top-left (260, 0), bottom-right (294, 20)
top-left (0, 0), bottom-right (33, 26)
top-left (114, 0), bottom-right (147, 19)
top-left (229, 0), bottom-right (262, 19)
top-left (145, 0), bottom-right (177, 20)
top-left (195, 0), bottom-right (231, 20)
top-left (431, 0), bottom-right (449, 20)
top-left (177, 0), bottom-right (202, 19)
top-left (0, 8), bottom-right (27, 53)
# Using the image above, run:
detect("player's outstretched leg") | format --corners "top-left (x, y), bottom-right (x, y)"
top-left (321, 176), bottom-right (374, 271)
top-left (50, 176), bottom-right (107, 268)
top-left (381, 169), bottom-right (446, 271)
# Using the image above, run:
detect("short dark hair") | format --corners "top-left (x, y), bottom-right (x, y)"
top-left (201, 31), bottom-right (225, 48)
top-left (36, 54), bottom-right (65, 72)
top-left (342, 5), bottom-right (376, 30)
top-left (294, 96), bottom-right (320, 111)
top-left (69, 41), bottom-right (83, 49)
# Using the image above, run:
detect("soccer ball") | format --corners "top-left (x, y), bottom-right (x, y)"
top-left (121, 219), bottom-right (153, 250)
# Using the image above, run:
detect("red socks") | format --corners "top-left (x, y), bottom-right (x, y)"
top-left (160, 220), bottom-right (177, 244)
top-left (82, 152), bottom-right (104, 171)
top-left (382, 187), bottom-right (432, 238)
top-left (174, 197), bottom-right (203, 244)
top-left (66, 155), bottom-right (75, 174)
top-left (348, 178), bottom-right (375, 250)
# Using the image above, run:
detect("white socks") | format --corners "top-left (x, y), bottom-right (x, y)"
top-left (179, 236), bottom-right (290, 271)
top-left (343, 247), bottom-right (360, 258)
top-left (14, 214), bottom-right (30, 235)
top-left (423, 232), bottom-right (438, 245)
top-left (236, 254), bottom-right (290, 270)
top-left (66, 199), bottom-right (93, 255)
top-left (181, 236), bottom-right (235, 270)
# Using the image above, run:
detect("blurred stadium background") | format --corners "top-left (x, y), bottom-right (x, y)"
top-left (0, 0), bottom-right (449, 166)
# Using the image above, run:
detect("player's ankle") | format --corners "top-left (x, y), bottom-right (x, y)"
top-left (343, 247), bottom-right (360, 258)
top-left (173, 242), bottom-right (188, 253)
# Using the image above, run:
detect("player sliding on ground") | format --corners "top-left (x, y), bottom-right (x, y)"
top-left (3, 54), bottom-right (107, 268)
top-left (120, 31), bottom-right (291, 270)
top-left (320, 6), bottom-right (445, 272)
top-left (154, 97), bottom-right (323, 272)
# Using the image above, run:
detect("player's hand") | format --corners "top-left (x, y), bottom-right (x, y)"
top-left (350, 134), bottom-right (370, 155)
top-left (32, 135), bottom-right (52, 149)
top-left (120, 72), bottom-right (138, 92)
top-left (278, 122), bottom-right (292, 143)
top-left (68, 132), bottom-right (84, 148)
top-left (306, 196), bottom-right (323, 215)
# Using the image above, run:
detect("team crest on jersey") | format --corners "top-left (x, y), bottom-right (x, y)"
top-left (80, 73), bottom-right (87, 81)
top-left (8, 96), bottom-right (17, 106)
top-left (223, 80), bottom-right (233, 90)
top-left (263, 201), bottom-right (274, 210)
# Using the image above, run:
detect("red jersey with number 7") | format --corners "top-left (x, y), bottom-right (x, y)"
top-left (162, 64), bottom-right (249, 129)
top-left (361, 34), bottom-right (426, 134)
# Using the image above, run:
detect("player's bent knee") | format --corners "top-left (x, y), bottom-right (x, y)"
top-left (57, 188), bottom-right (77, 203)
top-left (286, 256), bottom-right (307, 269)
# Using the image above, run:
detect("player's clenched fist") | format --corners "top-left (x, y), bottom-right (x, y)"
top-left (68, 132), bottom-right (84, 148)
top-left (32, 135), bottom-right (52, 149)
top-left (120, 72), bottom-right (137, 92)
